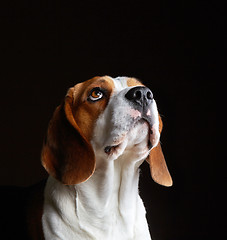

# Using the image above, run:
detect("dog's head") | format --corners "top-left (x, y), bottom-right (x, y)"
top-left (41, 76), bottom-right (172, 187)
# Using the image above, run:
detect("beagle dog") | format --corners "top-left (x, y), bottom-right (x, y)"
top-left (37, 76), bottom-right (172, 240)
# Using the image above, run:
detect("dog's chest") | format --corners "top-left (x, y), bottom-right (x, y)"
top-left (42, 175), bottom-right (151, 240)
top-left (73, 170), bottom-right (145, 239)
top-left (75, 197), bottom-right (139, 239)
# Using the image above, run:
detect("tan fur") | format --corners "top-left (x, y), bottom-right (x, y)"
top-left (127, 77), bottom-right (144, 87)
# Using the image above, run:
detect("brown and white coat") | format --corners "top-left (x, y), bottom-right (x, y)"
top-left (29, 76), bottom-right (172, 240)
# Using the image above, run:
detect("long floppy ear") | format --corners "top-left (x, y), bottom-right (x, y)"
top-left (41, 87), bottom-right (95, 185)
top-left (147, 116), bottom-right (173, 187)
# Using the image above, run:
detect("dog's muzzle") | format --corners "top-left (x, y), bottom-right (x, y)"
top-left (104, 86), bottom-right (158, 155)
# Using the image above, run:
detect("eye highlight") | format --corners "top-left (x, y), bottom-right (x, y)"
top-left (88, 88), bottom-right (104, 102)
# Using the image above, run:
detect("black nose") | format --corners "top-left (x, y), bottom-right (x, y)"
top-left (125, 86), bottom-right (153, 107)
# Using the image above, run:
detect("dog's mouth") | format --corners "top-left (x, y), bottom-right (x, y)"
top-left (104, 144), bottom-right (121, 154)
top-left (104, 118), bottom-right (157, 156)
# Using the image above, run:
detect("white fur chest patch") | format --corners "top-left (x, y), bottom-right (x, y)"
top-left (42, 174), bottom-right (151, 240)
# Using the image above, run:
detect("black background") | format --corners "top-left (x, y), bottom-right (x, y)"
top-left (0, 1), bottom-right (221, 240)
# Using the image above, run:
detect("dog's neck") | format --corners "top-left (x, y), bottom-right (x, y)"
top-left (43, 154), bottom-right (147, 239)
top-left (75, 155), bottom-right (143, 219)
top-left (75, 154), bottom-right (144, 238)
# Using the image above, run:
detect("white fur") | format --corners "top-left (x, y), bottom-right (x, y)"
top-left (42, 77), bottom-right (160, 240)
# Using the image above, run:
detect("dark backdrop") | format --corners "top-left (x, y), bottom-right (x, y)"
top-left (0, 1), bottom-right (220, 240)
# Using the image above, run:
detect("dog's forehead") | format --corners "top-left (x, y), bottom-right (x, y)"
top-left (111, 76), bottom-right (143, 92)
top-left (68, 76), bottom-right (143, 101)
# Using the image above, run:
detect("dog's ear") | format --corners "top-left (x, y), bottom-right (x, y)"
top-left (41, 85), bottom-right (95, 185)
top-left (147, 116), bottom-right (173, 187)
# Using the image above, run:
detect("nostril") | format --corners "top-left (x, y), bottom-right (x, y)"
top-left (134, 90), bottom-right (142, 100)
top-left (146, 91), bottom-right (153, 100)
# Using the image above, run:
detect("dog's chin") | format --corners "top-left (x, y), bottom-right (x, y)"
top-left (104, 119), bottom-right (160, 159)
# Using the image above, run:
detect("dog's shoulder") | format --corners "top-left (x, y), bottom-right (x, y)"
top-left (0, 179), bottom-right (47, 240)
top-left (26, 179), bottom-right (47, 240)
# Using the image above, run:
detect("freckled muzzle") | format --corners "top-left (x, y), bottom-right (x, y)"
top-left (103, 86), bottom-right (159, 155)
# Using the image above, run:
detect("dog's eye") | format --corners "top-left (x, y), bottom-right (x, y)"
top-left (88, 88), bottom-right (104, 102)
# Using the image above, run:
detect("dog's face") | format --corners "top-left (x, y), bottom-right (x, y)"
top-left (91, 77), bottom-right (160, 163)
top-left (41, 76), bottom-right (172, 186)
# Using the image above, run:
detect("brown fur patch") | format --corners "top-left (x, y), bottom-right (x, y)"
top-left (41, 76), bottom-right (115, 185)
top-left (70, 76), bottom-right (115, 140)
top-left (127, 77), bottom-right (144, 87)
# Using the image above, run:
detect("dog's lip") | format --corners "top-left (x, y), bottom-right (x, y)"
top-left (104, 135), bottom-right (125, 155)
top-left (134, 117), bottom-right (158, 150)
top-left (104, 144), bottom-right (121, 155)
top-left (143, 118), bottom-right (155, 150)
